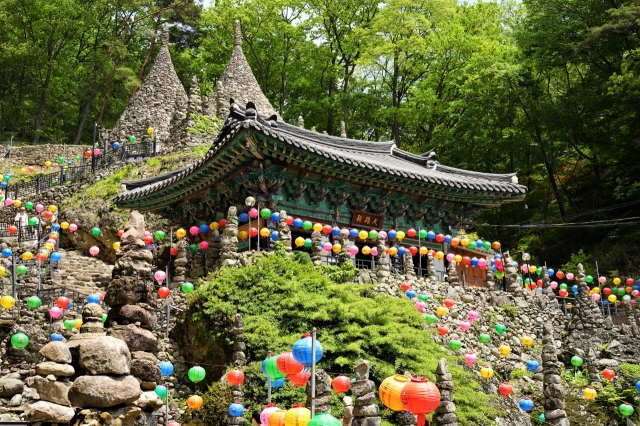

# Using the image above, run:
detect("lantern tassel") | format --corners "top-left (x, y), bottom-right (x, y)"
top-left (418, 414), bottom-right (425, 426)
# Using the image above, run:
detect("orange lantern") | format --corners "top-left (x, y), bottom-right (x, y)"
top-left (284, 403), bottom-right (311, 426)
top-left (436, 324), bottom-right (449, 336)
top-left (400, 376), bottom-right (440, 426)
top-left (602, 367), bottom-right (615, 382)
top-left (276, 352), bottom-right (304, 376)
top-left (499, 381), bottom-right (513, 398)
top-left (492, 241), bottom-right (501, 250)
top-left (332, 375), bottom-right (351, 394)
top-left (187, 395), bottom-right (203, 410)
top-left (379, 374), bottom-right (410, 411)
top-left (268, 410), bottom-right (287, 426)
top-left (287, 371), bottom-right (311, 388)
top-left (450, 238), bottom-right (460, 247)
top-left (226, 369), bottom-right (244, 386)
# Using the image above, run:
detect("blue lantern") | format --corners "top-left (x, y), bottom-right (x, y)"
top-left (519, 397), bottom-right (534, 412)
top-left (199, 224), bottom-right (210, 234)
top-left (292, 334), bottom-right (324, 365)
top-left (331, 227), bottom-right (341, 236)
top-left (238, 213), bottom-right (249, 223)
top-left (67, 161), bottom-right (72, 166)
top-left (571, 285), bottom-right (578, 293)
top-left (229, 403), bottom-right (244, 417)
top-left (490, 258), bottom-right (495, 266)
top-left (548, 268), bottom-right (555, 276)
top-left (271, 212), bottom-right (280, 222)
top-left (634, 286), bottom-right (640, 292)
top-left (444, 235), bottom-right (452, 243)
top-left (1, 248), bottom-right (11, 258)
top-left (155, 385), bottom-right (167, 399)
top-left (261, 358), bottom-right (268, 375)
top-left (293, 218), bottom-right (303, 228)
top-left (397, 246), bottom-right (407, 256)
top-left (270, 377), bottom-right (285, 389)
top-left (87, 294), bottom-right (100, 304)
top-left (67, 300), bottom-right (73, 309)
top-left (406, 290), bottom-right (416, 299)
top-left (349, 229), bottom-right (359, 238)
top-left (526, 359), bottom-right (539, 373)
top-left (388, 230), bottom-right (397, 240)
top-left (513, 262), bottom-right (518, 268)
top-left (113, 142), bottom-right (121, 149)
top-left (426, 231), bottom-right (435, 240)
top-left (471, 257), bottom-right (479, 267)
top-left (51, 332), bottom-right (63, 342)
top-left (159, 361), bottom-right (174, 376)
top-left (270, 231), bottom-right (279, 241)
top-left (51, 223), bottom-right (61, 231)
top-left (603, 300), bottom-right (609, 306)
top-left (476, 240), bottom-right (483, 248)
top-left (1, 182), bottom-right (7, 188)
top-left (51, 252), bottom-right (62, 262)
top-left (518, 276), bottom-right (523, 282)
top-left (636, 380), bottom-right (640, 393)
top-left (494, 254), bottom-right (502, 259)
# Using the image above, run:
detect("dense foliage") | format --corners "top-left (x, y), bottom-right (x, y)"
top-left (187, 244), bottom-right (502, 424)
top-left (1, 0), bottom-right (639, 272)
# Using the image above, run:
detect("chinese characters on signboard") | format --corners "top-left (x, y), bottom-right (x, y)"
top-left (351, 211), bottom-right (384, 229)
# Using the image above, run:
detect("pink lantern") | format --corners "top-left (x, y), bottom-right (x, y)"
top-left (446, 253), bottom-right (455, 262)
top-left (592, 294), bottom-right (601, 302)
top-left (550, 281), bottom-right (558, 289)
top-left (144, 230), bottom-right (151, 236)
top-left (47, 239), bottom-right (57, 246)
top-left (521, 264), bottom-right (529, 273)
top-left (566, 273), bottom-right (574, 280)
top-left (599, 276), bottom-right (607, 284)
top-left (478, 258), bottom-right (487, 269)
top-left (89, 246), bottom-right (99, 256)
top-left (93, 148), bottom-right (101, 156)
top-left (189, 226), bottom-right (199, 236)
top-left (415, 301), bottom-right (426, 312)
top-left (154, 270), bottom-right (166, 283)
top-left (260, 404), bottom-right (280, 425)
top-left (199, 241), bottom-right (209, 250)
top-left (249, 208), bottom-right (259, 219)
top-left (49, 307), bottom-right (62, 319)
top-left (459, 321), bottom-right (471, 331)
top-left (464, 352), bottom-right (477, 367)
top-left (631, 299), bottom-right (637, 306)
top-left (69, 223), bottom-right (78, 232)
top-left (370, 247), bottom-right (379, 256)
top-left (349, 245), bottom-right (359, 256)
top-left (35, 203), bottom-right (44, 212)
top-left (378, 231), bottom-right (387, 239)
top-left (323, 242), bottom-right (332, 251)
top-left (632, 290), bottom-right (639, 297)
top-left (467, 310), bottom-right (479, 322)
top-left (4, 198), bottom-right (12, 206)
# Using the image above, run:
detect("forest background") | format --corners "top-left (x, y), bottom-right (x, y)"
top-left (1, 0), bottom-right (639, 276)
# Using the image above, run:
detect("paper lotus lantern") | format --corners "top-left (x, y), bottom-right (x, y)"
top-left (264, 355), bottom-right (286, 379)
top-left (187, 395), bottom-right (203, 410)
top-left (380, 374), bottom-right (410, 411)
top-left (415, 301), bottom-right (426, 312)
top-left (332, 375), bottom-right (351, 394)
top-left (459, 321), bottom-right (471, 332)
top-left (11, 332), bottom-right (29, 349)
top-left (261, 404), bottom-right (281, 425)
top-left (620, 402), bottom-right (634, 418)
top-left (464, 351), bottom-right (477, 367)
top-left (519, 397), bottom-right (534, 411)
top-left (159, 361), bottom-right (174, 376)
top-left (400, 376), bottom-right (440, 426)
top-left (229, 403), bottom-right (244, 417)
top-left (526, 358), bottom-right (539, 373)
top-left (284, 404), bottom-right (311, 426)
top-left (401, 281), bottom-right (411, 291)
top-left (307, 413), bottom-right (341, 426)
top-left (498, 343), bottom-right (511, 357)
top-left (276, 352), bottom-right (304, 376)
top-left (499, 381), bottom-right (513, 398)
top-left (55, 297), bottom-right (70, 309)
top-left (435, 251), bottom-right (444, 260)
top-left (89, 246), bottom-right (99, 256)
top-left (227, 369), bottom-right (245, 385)
top-left (349, 245), bottom-right (359, 256)
top-left (176, 228), bottom-right (186, 238)
top-left (480, 365), bottom-right (494, 380)
top-left (295, 237), bottom-right (305, 247)
top-left (49, 307), bottom-right (62, 319)
top-left (479, 333), bottom-right (491, 343)
top-left (7, 225), bottom-right (17, 235)
top-left (443, 298), bottom-right (454, 308)
top-left (436, 324), bottom-right (449, 336)
top-left (292, 333), bottom-right (323, 366)
top-left (571, 355), bottom-right (583, 367)
top-left (63, 319), bottom-right (76, 331)
top-left (449, 339), bottom-right (462, 350)
top-left (51, 332), bottom-right (63, 342)
top-left (26, 296), bottom-right (41, 309)
top-left (268, 410), bottom-right (287, 426)
top-left (583, 386), bottom-right (597, 400)
top-left (362, 246), bottom-right (371, 255)
top-left (288, 371), bottom-right (311, 387)
top-left (304, 239), bottom-right (312, 248)
top-left (260, 228), bottom-right (271, 238)
top-left (158, 287), bottom-right (170, 298)
top-left (468, 310), bottom-right (479, 322)
top-left (154, 270), bottom-right (166, 283)
top-left (370, 247), bottom-right (379, 256)
top-left (495, 323), bottom-right (507, 334)
top-left (0, 295), bottom-right (16, 310)
top-left (155, 385), bottom-right (167, 399)
top-left (521, 335), bottom-right (533, 347)
top-left (602, 367), bottom-right (615, 381)
top-left (188, 366), bottom-right (206, 383)
top-left (436, 306), bottom-right (448, 316)
top-left (332, 244), bottom-right (342, 253)
top-left (425, 314), bottom-right (437, 323)
top-left (182, 282), bottom-right (194, 293)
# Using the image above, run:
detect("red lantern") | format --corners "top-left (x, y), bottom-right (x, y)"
top-left (626, 278), bottom-right (634, 286)
top-left (400, 376), bottom-right (440, 426)
top-left (462, 256), bottom-right (471, 265)
top-left (495, 258), bottom-right (503, 267)
top-left (427, 249), bottom-right (435, 257)
top-left (536, 280), bottom-right (543, 287)
top-left (158, 287), bottom-right (170, 299)
top-left (602, 367), bottom-right (615, 381)
top-left (332, 375), bottom-right (351, 394)
top-left (36, 252), bottom-right (47, 261)
top-left (407, 228), bottom-right (416, 238)
top-left (286, 216), bottom-right (294, 225)
top-left (219, 219), bottom-right (227, 228)
top-left (443, 298), bottom-right (454, 308)
top-left (276, 352), bottom-right (304, 375)
top-left (559, 289), bottom-right (568, 298)
top-left (287, 371), bottom-right (310, 388)
top-left (322, 225), bottom-right (332, 235)
top-left (144, 235), bottom-right (153, 244)
top-left (401, 281), bottom-right (411, 291)
top-left (55, 297), bottom-right (70, 309)
top-left (117, 229), bottom-right (124, 238)
top-left (436, 324), bottom-right (449, 336)
top-left (409, 246), bottom-right (418, 256)
top-left (8, 225), bottom-right (17, 235)
top-left (170, 247), bottom-right (178, 256)
top-left (530, 283), bottom-right (537, 290)
top-left (85, 150), bottom-right (92, 158)
top-left (226, 369), bottom-right (245, 386)
top-left (499, 381), bottom-right (513, 398)
top-left (249, 228), bottom-right (258, 237)
top-left (44, 211), bottom-right (53, 219)
top-left (435, 234), bottom-right (445, 243)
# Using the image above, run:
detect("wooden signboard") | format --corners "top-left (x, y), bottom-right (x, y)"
top-left (351, 211), bottom-right (384, 229)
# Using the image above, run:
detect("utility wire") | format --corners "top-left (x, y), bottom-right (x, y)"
top-left (479, 217), bottom-right (640, 229)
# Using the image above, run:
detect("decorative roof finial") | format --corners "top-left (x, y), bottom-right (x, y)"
top-left (234, 20), bottom-right (242, 47)
top-left (298, 116), bottom-right (305, 128)
top-left (161, 23), bottom-right (170, 46)
top-left (340, 121), bottom-right (346, 138)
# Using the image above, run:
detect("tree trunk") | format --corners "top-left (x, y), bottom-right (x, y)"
top-left (392, 62), bottom-right (400, 145)
top-left (537, 130), bottom-right (566, 220)
top-left (32, 64), bottom-right (53, 145)
top-left (326, 75), bottom-right (334, 135)
top-left (130, 20), bottom-right (160, 101)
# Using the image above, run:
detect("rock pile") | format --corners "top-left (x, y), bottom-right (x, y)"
top-left (306, 369), bottom-right (332, 414)
top-left (433, 358), bottom-right (457, 426)
top-left (220, 206), bottom-right (239, 267)
top-left (446, 261), bottom-right (459, 287)
top-left (503, 252), bottom-right (519, 293)
top-left (569, 264), bottom-right (604, 331)
top-left (277, 210), bottom-right (292, 254)
top-left (311, 230), bottom-right (323, 265)
top-left (351, 359), bottom-right (381, 426)
top-left (541, 324), bottom-right (569, 426)
top-left (375, 237), bottom-right (390, 282)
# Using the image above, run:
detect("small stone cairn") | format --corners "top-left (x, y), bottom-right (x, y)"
top-left (569, 263), bottom-right (604, 331)
top-left (484, 266), bottom-right (495, 290)
top-left (277, 210), bottom-right (292, 254)
top-left (446, 261), bottom-right (459, 287)
top-left (311, 230), bottom-right (323, 265)
top-left (433, 358), bottom-right (457, 426)
top-left (404, 253), bottom-right (417, 280)
top-left (305, 369), bottom-right (332, 414)
top-left (228, 313), bottom-right (246, 426)
top-left (220, 206), bottom-right (239, 267)
top-left (375, 237), bottom-right (390, 283)
top-left (503, 252), bottom-right (519, 292)
top-left (426, 253), bottom-right (437, 280)
top-left (339, 231), bottom-right (351, 266)
top-left (351, 359), bottom-right (381, 426)
top-left (542, 324), bottom-right (569, 426)
top-left (172, 237), bottom-right (190, 289)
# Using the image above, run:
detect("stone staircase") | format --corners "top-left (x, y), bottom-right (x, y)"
top-left (52, 248), bottom-right (113, 292)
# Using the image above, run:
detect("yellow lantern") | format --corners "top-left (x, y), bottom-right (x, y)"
top-left (436, 306), bottom-right (449, 316)
top-left (530, 265), bottom-right (537, 274)
top-left (389, 247), bottom-right (398, 256)
top-left (583, 386), bottom-right (597, 400)
top-left (44, 161), bottom-right (52, 168)
top-left (44, 243), bottom-right (54, 252)
top-left (239, 231), bottom-right (248, 241)
top-left (608, 295), bottom-right (617, 303)
top-left (592, 287), bottom-right (600, 294)
top-left (626, 286), bottom-right (633, 293)
top-left (435, 251), bottom-right (444, 260)
top-left (615, 301), bottom-right (621, 307)
top-left (379, 374), bottom-right (410, 411)
top-left (283, 404), bottom-right (311, 426)
top-left (13, 200), bottom-right (22, 208)
top-left (19, 168), bottom-right (26, 175)
top-left (461, 237), bottom-right (470, 247)
top-left (113, 242), bottom-right (120, 250)
top-left (566, 303), bottom-right (573, 310)
top-left (396, 231), bottom-right (405, 241)
top-left (0, 266), bottom-right (5, 276)
top-left (0, 295), bottom-right (16, 310)
top-left (613, 277), bottom-right (621, 285)
top-left (22, 252), bottom-right (33, 261)
top-left (147, 127), bottom-right (155, 135)
top-left (176, 228), bottom-right (187, 239)
top-left (295, 237), bottom-right (305, 247)
top-left (332, 244), bottom-right (342, 253)
top-left (313, 223), bottom-right (323, 232)
top-left (210, 222), bottom-right (219, 230)
top-left (498, 343), bottom-right (511, 357)
top-left (480, 365), bottom-right (494, 380)
top-left (48, 205), bottom-right (57, 213)
top-left (268, 410), bottom-right (287, 426)
top-left (419, 246), bottom-right (428, 255)
top-left (454, 255), bottom-right (462, 264)
top-left (521, 335), bottom-right (534, 347)
top-left (61, 222), bottom-right (69, 230)
top-left (260, 228), bottom-right (270, 237)
top-left (358, 230), bottom-right (368, 240)
top-left (74, 319), bottom-right (83, 329)
top-left (362, 246), bottom-right (371, 255)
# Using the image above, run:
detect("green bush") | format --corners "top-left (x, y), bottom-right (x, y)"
top-left (188, 248), bottom-right (502, 424)
top-left (293, 251), bottom-right (311, 265)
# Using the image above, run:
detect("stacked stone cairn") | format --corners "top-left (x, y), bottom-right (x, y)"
top-left (277, 210), bottom-right (292, 254)
top-left (542, 324), bottom-right (569, 426)
top-left (311, 230), bottom-right (323, 266)
top-left (351, 360), bottom-right (381, 426)
top-left (570, 264), bottom-right (604, 332)
top-left (426, 253), bottom-right (437, 280)
top-left (503, 252), bottom-right (520, 293)
top-left (172, 237), bottom-right (190, 289)
top-left (375, 237), bottom-right (390, 283)
top-left (484, 266), bottom-right (495, 290)
top-left (404, 253), bottom-right (417, 280)
top-left (343, 396), bottom-right (354, 426)
top-left (541, 266), bottom-right (553, 299)
top-left (433, 358), bottom-right (458, 426)
top-left (338, 231), bottom-right (351, 266)
top-left (228, 313), bottom-right (246, 426)
top-left (220, 206), bottom-right (240, 267)
top-left (305, 369), bottom-right (332, 414)
top-left (446, 261), bottom-right (459, 287)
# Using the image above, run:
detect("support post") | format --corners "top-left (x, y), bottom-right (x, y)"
top-left (418, 228), bottom-right (422, 273)
top-left (12, 256), bottom-right (17, 299)
top-left (267, 376), bottom-right (272, 403)
top-left (257, 208), bottom-right (261, 252)
top-left (311, 327), bottom-right (316, 417)
top-left (91, 122), bottom-right (97, 174)
top-left (37, 260), bottom-right (41, 298)
top-left (166, 298), bottom-right (170, 339)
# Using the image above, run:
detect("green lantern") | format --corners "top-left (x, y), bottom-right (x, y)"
top-left (419, 229), bottom-right (428, 239)
top-left (28, 217), bottom-right (38, 226)
top-left (538, 413), bottom-right (545, 425)
top-left (260, 208), bottom-right (271, 219)
top-left (303, 238), bottom-right (312, 248)
top-left (571, 356), bottom-right (583, 367)
top-left (16, 265), bottom-right (27, 275)
top-left (302, 221), bottom-right (313, 231)
top-left (189, 244), bottom-right (198, 253)
top-left (425, 314), bottom-right (438, 323)
top-left (479, 333), bottom-right (491, 343)
top-left (11, 332), bottom-right (29, 348)
top-left (483, 241), bottom-right (491, 250)
top-left (94, 143), bottom-right (99, 148)
top-left (155, 385), bottom-right (167, 399)
top-left (182, 282), bottom-right (194, 293)
top-left (188, 365), bottom-right (206, 383)
top-left (26, 296), bottom-right (41, 309)
top-left (524, 278), bottom-right (530, 285)
top-left (264, 355), bottom-right (285, 379)
top-left (623, 294), bottom-right (631, 302)
top-left (91, 227), bottom-right (101, 237)
top-left (101, 313), bottom-right (107, 323)
top-left (559, 283), bottom-right (568, 290)
top-left (308, 412), bottom-right (342, 426)
top-left (4, 174), bottom-right (11, 182)
top-left (154, 231), bottom-right (165, 240)
top-left (129, 135), bottom-right (137, 142)
top-left (75, 155), bottom-right (80, 161)
top-left (585, 275), bottom-right (593, 283)
top-left (418, 294), bottom-right (428, 302)
top-left (57, 156), bottom-right (64, 164)
top-left (449, 339), bottom-right (462, 350)
top-left (63, 319), bottom-right (76, 331)
top-left (495, 323), bottom-right (507, 335)
top-left (619, 402), bottom-right (634, 417)
top-left (25, 202), bottom-right (34, 210)
top-left (368, 230), bottom-right (378, 240)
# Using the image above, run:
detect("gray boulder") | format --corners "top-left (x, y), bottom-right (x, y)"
top-left (130, 351), bottom-right (161, 382)
top-left (79, 336), bottom-right (131, 375)
top-left (0, 378), bottom-right (24, 397)
top-left (109, 323), bottom-right (157, 352)
top-left (27, 375), bottom-right (72, 405)
top-left (25, 400), bottom-right (75, 423)
top-left (36, 361), bottom-right (75, 377)
top-left (68, 375), bottom-right (141, 408)
top-left (39, 341), bottom-right (72, 363)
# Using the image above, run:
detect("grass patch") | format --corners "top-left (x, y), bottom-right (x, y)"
top-left (501, 305), bottom-right (517, 318)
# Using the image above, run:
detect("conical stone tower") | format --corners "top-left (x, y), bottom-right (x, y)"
top-left (112, 23), bottom-right (188, 147)
top-left (206, 21), bottom-right (278, 119)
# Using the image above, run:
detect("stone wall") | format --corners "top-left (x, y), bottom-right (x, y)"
top-left (0, 145), bottom-right (87, 168)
